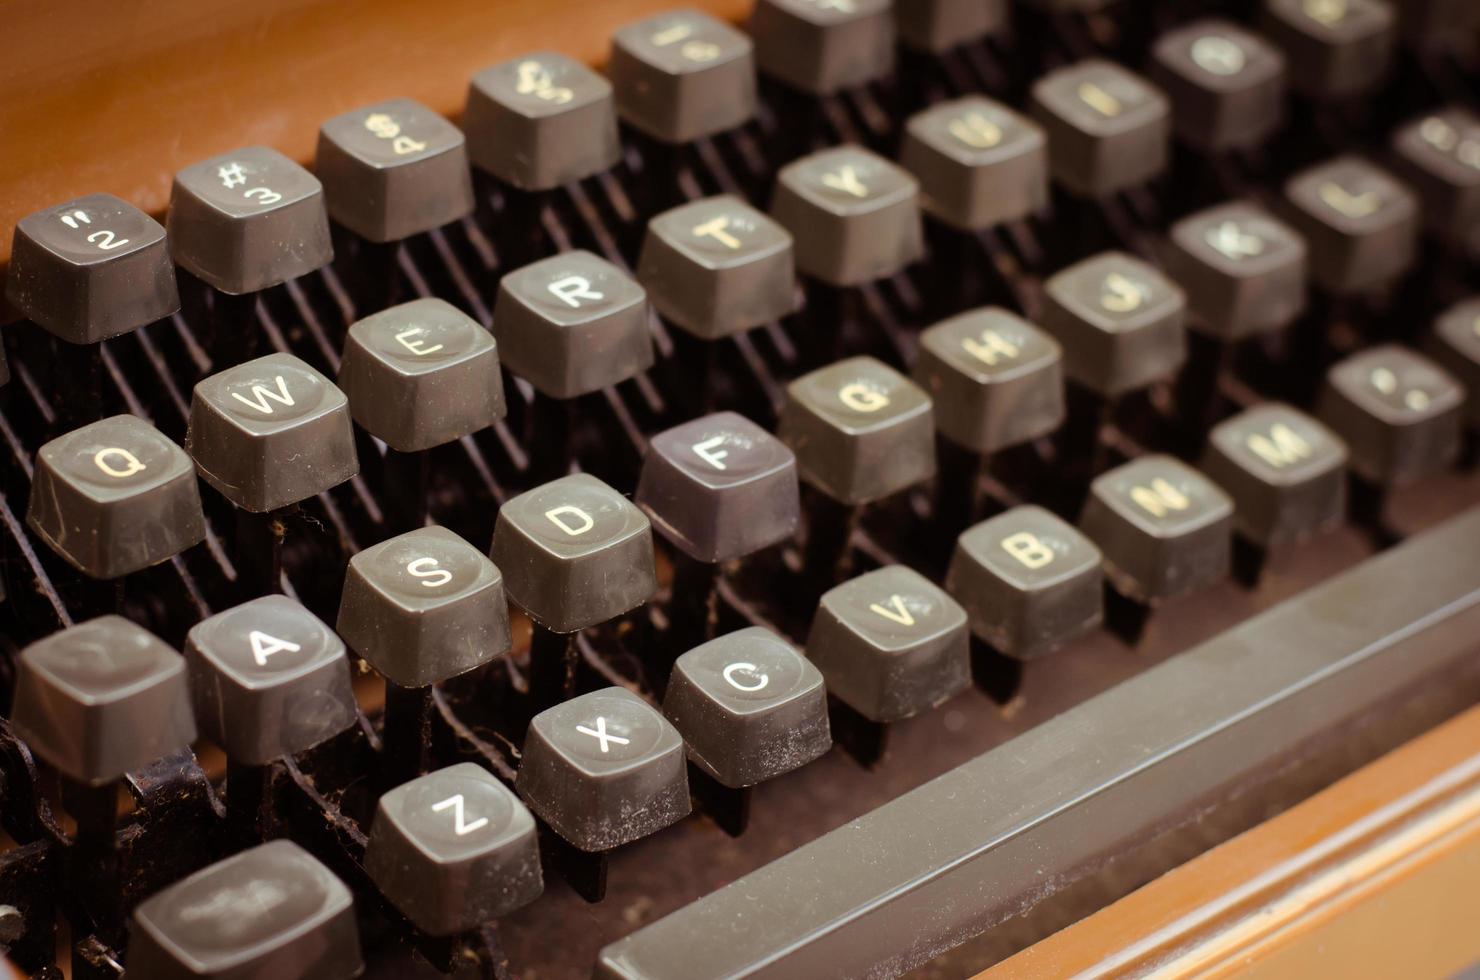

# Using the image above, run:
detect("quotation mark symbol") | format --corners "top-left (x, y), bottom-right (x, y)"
top-left (59, 210), bottom-right (91, 230)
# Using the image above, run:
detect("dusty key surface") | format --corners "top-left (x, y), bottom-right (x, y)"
top-left (6, 192), bottom-right (179, 344)
top-left (27, 414), bottom-right (205, 579)
top-left (807, 565), bottom-right (970, 723)
top-left (338, 525), bottom-right (512, 688)
top-left (517, 687), bottom-right (689, 851)
top-left (490, 473), bottom-right (657, 633)
top-left (186, 352), bottom-right (359, 513)
top-left (636, 412), bottom-right (800, 563)
top-left (1150, 19), bottom-right (1286, 152)
top-left (316, 97), bottom-right (474, 243)
top-left (663, 627), bottom-right (830, 788)
top-left (186, 594), bottom-right (357, 765)
top-left (129, 840), bottom-right (362, 980)
top-left (1166, 200), bottom-right (1306, 339)
top-left (900, 96), bottom-right (1048, 231)
top-left (1031, 59), bottom-right (1170, 198)
top-left (168, 145), bottom-right (333, 294)
top-left (464, 52), bottom-right (621, 191)
top-left (11, 617), bottom-right (196, 786)
top-left (338, 297), bottom-right (505, 452)
top-left (947, 506), bottom-right (1103, 660)
top-left (637, 196), bottom-right (796, 339)
top-left (609, 10), bottom-right (757, 144)
top-left (1283, 156), bottom-right (1419, 295)
top-left (366, 762), bottom-right (543, 935)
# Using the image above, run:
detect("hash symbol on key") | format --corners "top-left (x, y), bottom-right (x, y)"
top-left (576, 716), bottom-right (630, 753)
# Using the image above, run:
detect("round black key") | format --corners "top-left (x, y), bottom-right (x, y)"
top-left (186, 595), bottom-right (358, 765)
top-left (493, 250), bottom-right (654, 399)
top-left (779, 356), bottom-right (936, 505)
top-left (129, 840), bottom-right (362, 980)
top-left (167, 145), bottom-right (333, 295)
top-left (1283, 156), bottom-right (1419, 295)
top-left (490, 473), bottom-right (657, 633)
top-left (338, 526), bottom-right (512, 688)
top-left (338, 298), bottom-right (506, 452)
top-left (770, 145), bottom-right (923, 287)
top-left (1031, 59), bottom-right (1170, 199)
top-left (637, 195), bottom-right (796, 340)
top-left (895, 0), bottom-right (1005, 53)
top-left (27, 414), bottom-right (205, 579)
top-left (6, 192), bottom-right (179, 344)
top-left (316, 97), bottom-right (475, 243)
top-left (912, 308), bottom-right (1065, 455)
top-left (464, 52), bottom-right (621, 192)
top-left (1042, 252), bottom-right (1187, 398)
top-left (1079, 455), bottom-right (1234, 603)
top-left (11, 616), bottom-right (196, 786)
top-left (663, 627), bottom-right (830, 788)
top-left (1317, 345), bottom-right (1463, 486)
top-left (186, 352), bottom-right (359, 513)
top-left (1201, 403), bottom-right (1348, 548)
top-left (899, 96), bottom-right (1048, 232)
top-left (749, 0), bottom-right (895, 96)
top-left (946, 506), bottom-right (1103, 661)
top-left (1390, 107), bottom-right (1480, 254)
top-left (609, 10), bottom-right (757, 144)
top-left (636, 411), bottom-right (800, 564)
top-left (806, 565), bottom-right (970, 723)
top-left (1150, 19), bottom-right (1286, 153)
top-left (517, 687), bottom-right (690, 851)
top-left (366, 763), bottom-right (543, 935)
top-left (1166, 201), bottom-right (1307, 340)
top-left (1260, 0), bottom-right (1396, 100)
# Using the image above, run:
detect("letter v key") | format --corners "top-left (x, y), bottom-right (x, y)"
top-left (869, 594), bottom-right (916, 626)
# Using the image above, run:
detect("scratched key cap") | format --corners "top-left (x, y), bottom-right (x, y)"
top-left (186, 595), bottom-right (357, 765)
top-left (1390, 107), bottom-right (1480, 253)
top-left (490, 473), bottom-right (658, 633)
top-left (663, 627), bottom-right (830, 788)
top-left (1150, 20), bottom-right (1286, 152)
top-left (895, 0), bottom-right (1005, 52)
top-left (1428, 298), bottom-right (1480, 428)
top-left (1317, 346), bottom-right (1463, 486)
top-left (610, 10), bottom-right (757, 144)
top-left (1261, 0), bottom-right (1396, 100)
top-left (1080, 455), bottom-right (1234, 603)
top-left (129, 840), bottom-right (362, 980)
top-left (26, 414), bottom-right (206, 579)
top-left (1031, 59), bottom-right (1170, 198)
top-left (637, 195), bottom-right (796, 339)
top-left (912, 308), bottom-right (1064, 454)
top-left (749, 0), bottom-right (895, 96)
top-left (338, 526), bottom-right (512, 688)
top-left (167, 146), bottom-right (333, 294)
top-left (1166, 201), bottom-right (1307, 339)
top-left (10, 617), bottom-right (196, 786)
top-left (315, 98), bottom-right (475, 242)
top-left (1042, 252), bottom-right (1187, 398)
top-left (338, 297), bottom-right (506, 452)
top-left (636, 412), bottom-right (800, 563)
top-left (6, 193), bottom-right (179, 344)
top-left (899, 96), bottom-right (1049, 231)
top-left (186, 352), bottom-right (358, 513)
top-left (946, 506), bottom-right (1103, 661)
top-left (464, 52), bottom-right (621, 191)
top-left (494, 250), bottom-right (654, 398)
top-left (517, 687), bottom-right (690, 851)
top-left (806, 565), bottom-right (970, 723)
top-left (1283, 157), bottom-right (1419, 294)
top-left (366, 763), bottom-right (543, 935)
top-left (779, 356), bottom-right (936, 505)
top-left (1201, 404), bottom-right (1348, 548)
top-left (771, 145), bottom-right (923, 287)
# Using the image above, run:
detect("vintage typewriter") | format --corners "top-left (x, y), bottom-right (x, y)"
top-left (2, 0), bottom-right (1479, 976)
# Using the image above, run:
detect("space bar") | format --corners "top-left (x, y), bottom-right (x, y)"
top-left (596, 505), bottom-right (1480, 980)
